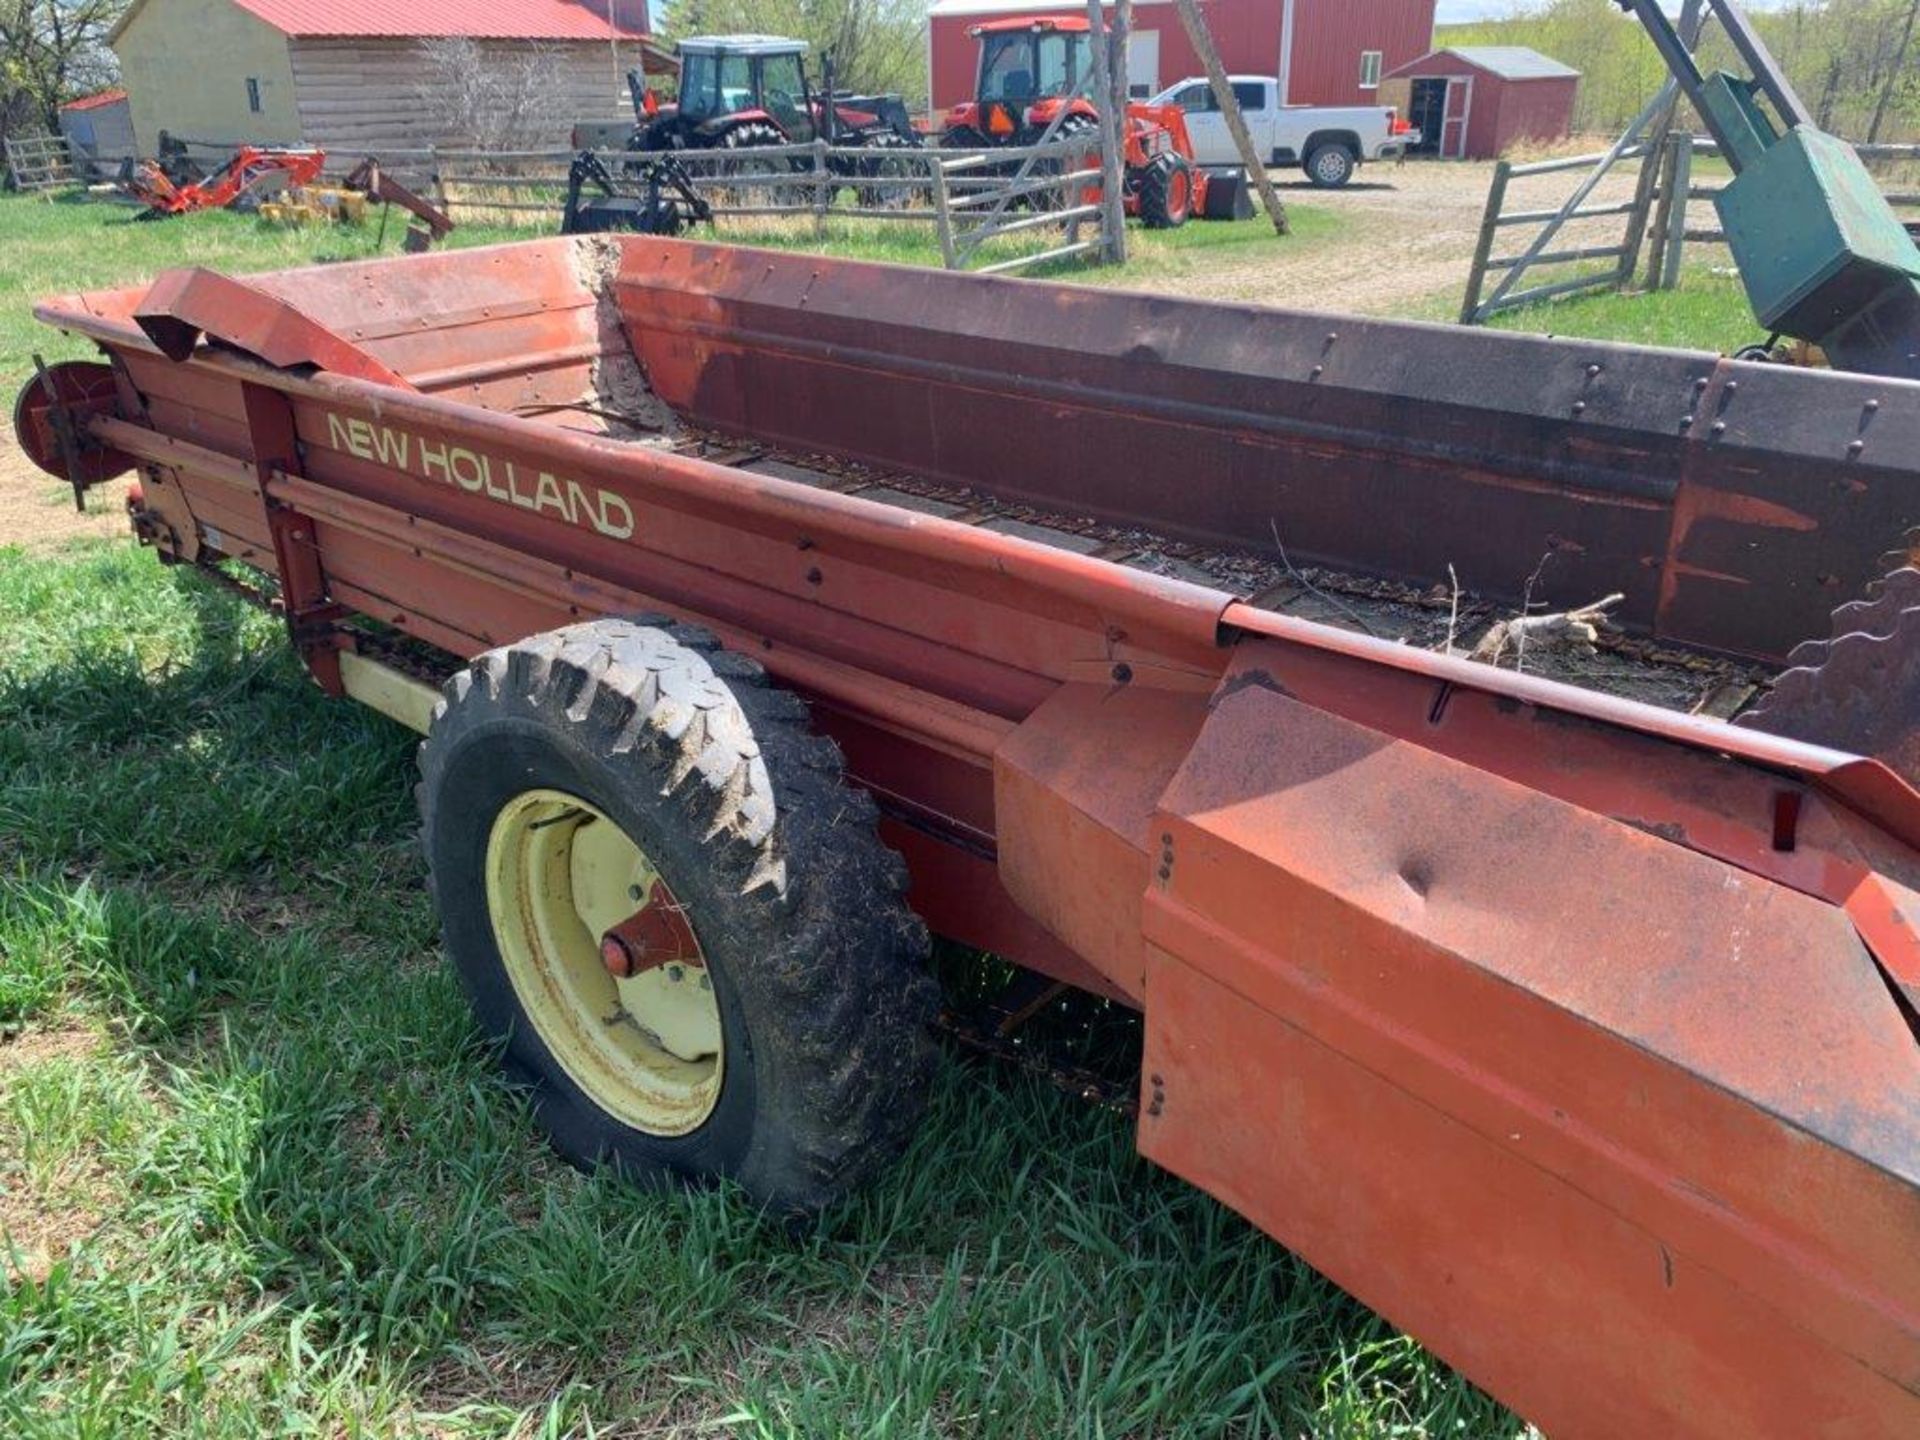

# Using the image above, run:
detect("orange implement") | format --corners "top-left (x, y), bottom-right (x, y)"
top-left (16, 237), bottom-right (1920, 1437)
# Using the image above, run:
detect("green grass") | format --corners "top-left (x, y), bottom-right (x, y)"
top-left (0, 191), bottom-right (538, 395)
top-left (1482, 265), bottom-right (1762, 354)
top-left (0, 546), bottom-right (1519, 1435)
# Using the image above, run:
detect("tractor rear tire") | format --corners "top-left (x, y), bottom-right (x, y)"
top-left (1138, 153), bottom-right (1193, 229)
top-left (714, 121), bottom-right (787, 204)
top-left (418, 617), bottom-right (938, 1215)
top-left (1033, 112), bottom-right (1099, 211)
top-left (1305, 142), bottom-right (1357, 189)
top-left (853, 131), bottom-right (919, 210)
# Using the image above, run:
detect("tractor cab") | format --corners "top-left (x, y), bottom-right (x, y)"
top-left (632, 35), bottom-right (918, 152)
top-left (946, 17), bottom-right (1097, 142)
top-left (639, 35), bottom-right (818, 147)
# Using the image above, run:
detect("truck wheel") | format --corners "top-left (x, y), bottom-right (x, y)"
top-left (1138, 153), bottom-right (1193, 228)
top-left (417, 618), bottom-right (938, 1215)
top-left (1306, 143), bottom-right (1356, 188)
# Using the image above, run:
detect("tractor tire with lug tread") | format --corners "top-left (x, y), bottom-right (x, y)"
top-left (714, 121), bottom-right (788, 203)
top-left (1305, 142), bottom-right (1356, 188)
top-left (1137, 152), bottom-right (1193, 229)
top-left (853, 130), bottom-right (918, 210)
top-left (1038, 112), bottom-right (1100, 211)
top-left (417, 617), bottom-right (938, 1216)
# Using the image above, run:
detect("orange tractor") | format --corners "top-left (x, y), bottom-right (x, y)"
top-left (940, 15), bottom-right (1225, 228)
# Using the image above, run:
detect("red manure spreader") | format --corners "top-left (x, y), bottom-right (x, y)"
top-left (13, 237), bottom-right (1920, 1437)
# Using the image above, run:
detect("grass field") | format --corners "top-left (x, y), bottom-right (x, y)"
top-left (0, 178), bottom-right (1746, 1437)
top-left (1484, 265), bottom-right (1760, 353)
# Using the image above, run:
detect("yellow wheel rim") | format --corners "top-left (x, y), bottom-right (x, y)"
top-left (486, 789), bottom-right (724, 1136)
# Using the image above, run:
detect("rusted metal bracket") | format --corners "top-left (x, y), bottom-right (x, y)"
top-left (241, 381), bottom-right (344, 695)
top-left (134, 269), bottom-right (415, 389)
top-left (13, 356), bottom-right (133, 508)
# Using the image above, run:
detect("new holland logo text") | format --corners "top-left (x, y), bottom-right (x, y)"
top-left (324, 413), bottom-right (635, 540)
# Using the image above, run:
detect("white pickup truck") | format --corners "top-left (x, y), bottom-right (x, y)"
top-left (1150, 76), bottom-right (1409, 188)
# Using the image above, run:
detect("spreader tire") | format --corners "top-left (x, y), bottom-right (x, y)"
top-left (1138, 153), bottom-right (1193, 229)
top-left (418, 617), bottom-right (937, 1214)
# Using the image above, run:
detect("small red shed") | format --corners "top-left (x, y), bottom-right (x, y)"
top-left (926, 0), bottom-right (1436, 113)
top-left (1385, 46), bottom-right (1579, 160)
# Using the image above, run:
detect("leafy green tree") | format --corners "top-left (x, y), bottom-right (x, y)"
top-left (0, 0), bottom-right (124, 150)
top-left (1441, 0), bottom-right (1920, 142)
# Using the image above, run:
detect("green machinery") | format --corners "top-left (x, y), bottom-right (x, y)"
top-left (1620, 0), bottom-right (1920, 379)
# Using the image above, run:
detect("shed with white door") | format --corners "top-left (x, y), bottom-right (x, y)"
top-left (1384, 45), bottom-right (1578, 160)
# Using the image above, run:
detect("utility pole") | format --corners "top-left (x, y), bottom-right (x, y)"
top-left (1170, 0), bottom-right (1287, 234)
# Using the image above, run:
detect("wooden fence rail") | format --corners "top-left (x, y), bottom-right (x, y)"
top-left (16, 130), bottom-right (1112, 276)
top-left (5, 134), bottom-right (74, 191)
top-left (421, 138), bottom-right (1110, 275)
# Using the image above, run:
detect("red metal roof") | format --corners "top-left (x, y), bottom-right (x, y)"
top-left (968, 14), bottom-right (1088, 33)
top-left (60, 88), bottom-right (128, 111)
top-left (227, 0), bottom-right (646, 39)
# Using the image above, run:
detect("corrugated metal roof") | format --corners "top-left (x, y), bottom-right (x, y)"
top-left (115, 0), bottom-right (648, 42)
top-left (60, 88), bottom-right (129, 111)
top-left (1436, 46), bottom-right (1579, 81)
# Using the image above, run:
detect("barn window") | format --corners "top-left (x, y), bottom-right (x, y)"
top-left (247, 78), bottom-right (262, 113)
top-left (1359, 51), bottom-right (1383, 90)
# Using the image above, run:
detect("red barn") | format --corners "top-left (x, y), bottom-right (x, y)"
top-left (926, 0), bottom-right (1436, 112)
top-left (1385, 46), bottom-right (1580, 159)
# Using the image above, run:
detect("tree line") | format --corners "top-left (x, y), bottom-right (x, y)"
top-left (1441, 0), bottom-right (1920, 142)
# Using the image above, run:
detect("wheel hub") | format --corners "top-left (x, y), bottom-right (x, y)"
top-left (486, 789), bottom-right (724, 1136)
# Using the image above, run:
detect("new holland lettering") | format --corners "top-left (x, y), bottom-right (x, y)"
top-left (324, 412), bottom-right (635, 541)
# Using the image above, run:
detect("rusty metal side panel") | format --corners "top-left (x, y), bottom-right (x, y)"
top-left (610, 239), bottom-right (1920, 662)
top-left (993, 679), bottom-right (1215, 1004)
top-left (1664, 360), bottom-right (1920, 658)
top-left (1140, 643), bottom-right (1920, 1438)
top-left (1140, 955), bottom-right (1917, 1439)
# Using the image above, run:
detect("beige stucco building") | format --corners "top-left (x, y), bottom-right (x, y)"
top-left (109, 0), bottom-right (667, 157)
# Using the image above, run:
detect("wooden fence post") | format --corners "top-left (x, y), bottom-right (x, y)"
top-left (1083, 0), bottom-right (1127, 263)
top-left (1459, 159), bottom-right (1510, 325)
top-left (427, 145), bottom-right (449, 215)
top-left (1171, 0), bottom-right (1287, 235)
top-left (812, 137), bottom-right (829, 239)
top-left (930, 155), bottom-right (959, 270)
top-left (1658, 135), bottom-right (1689, 289)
